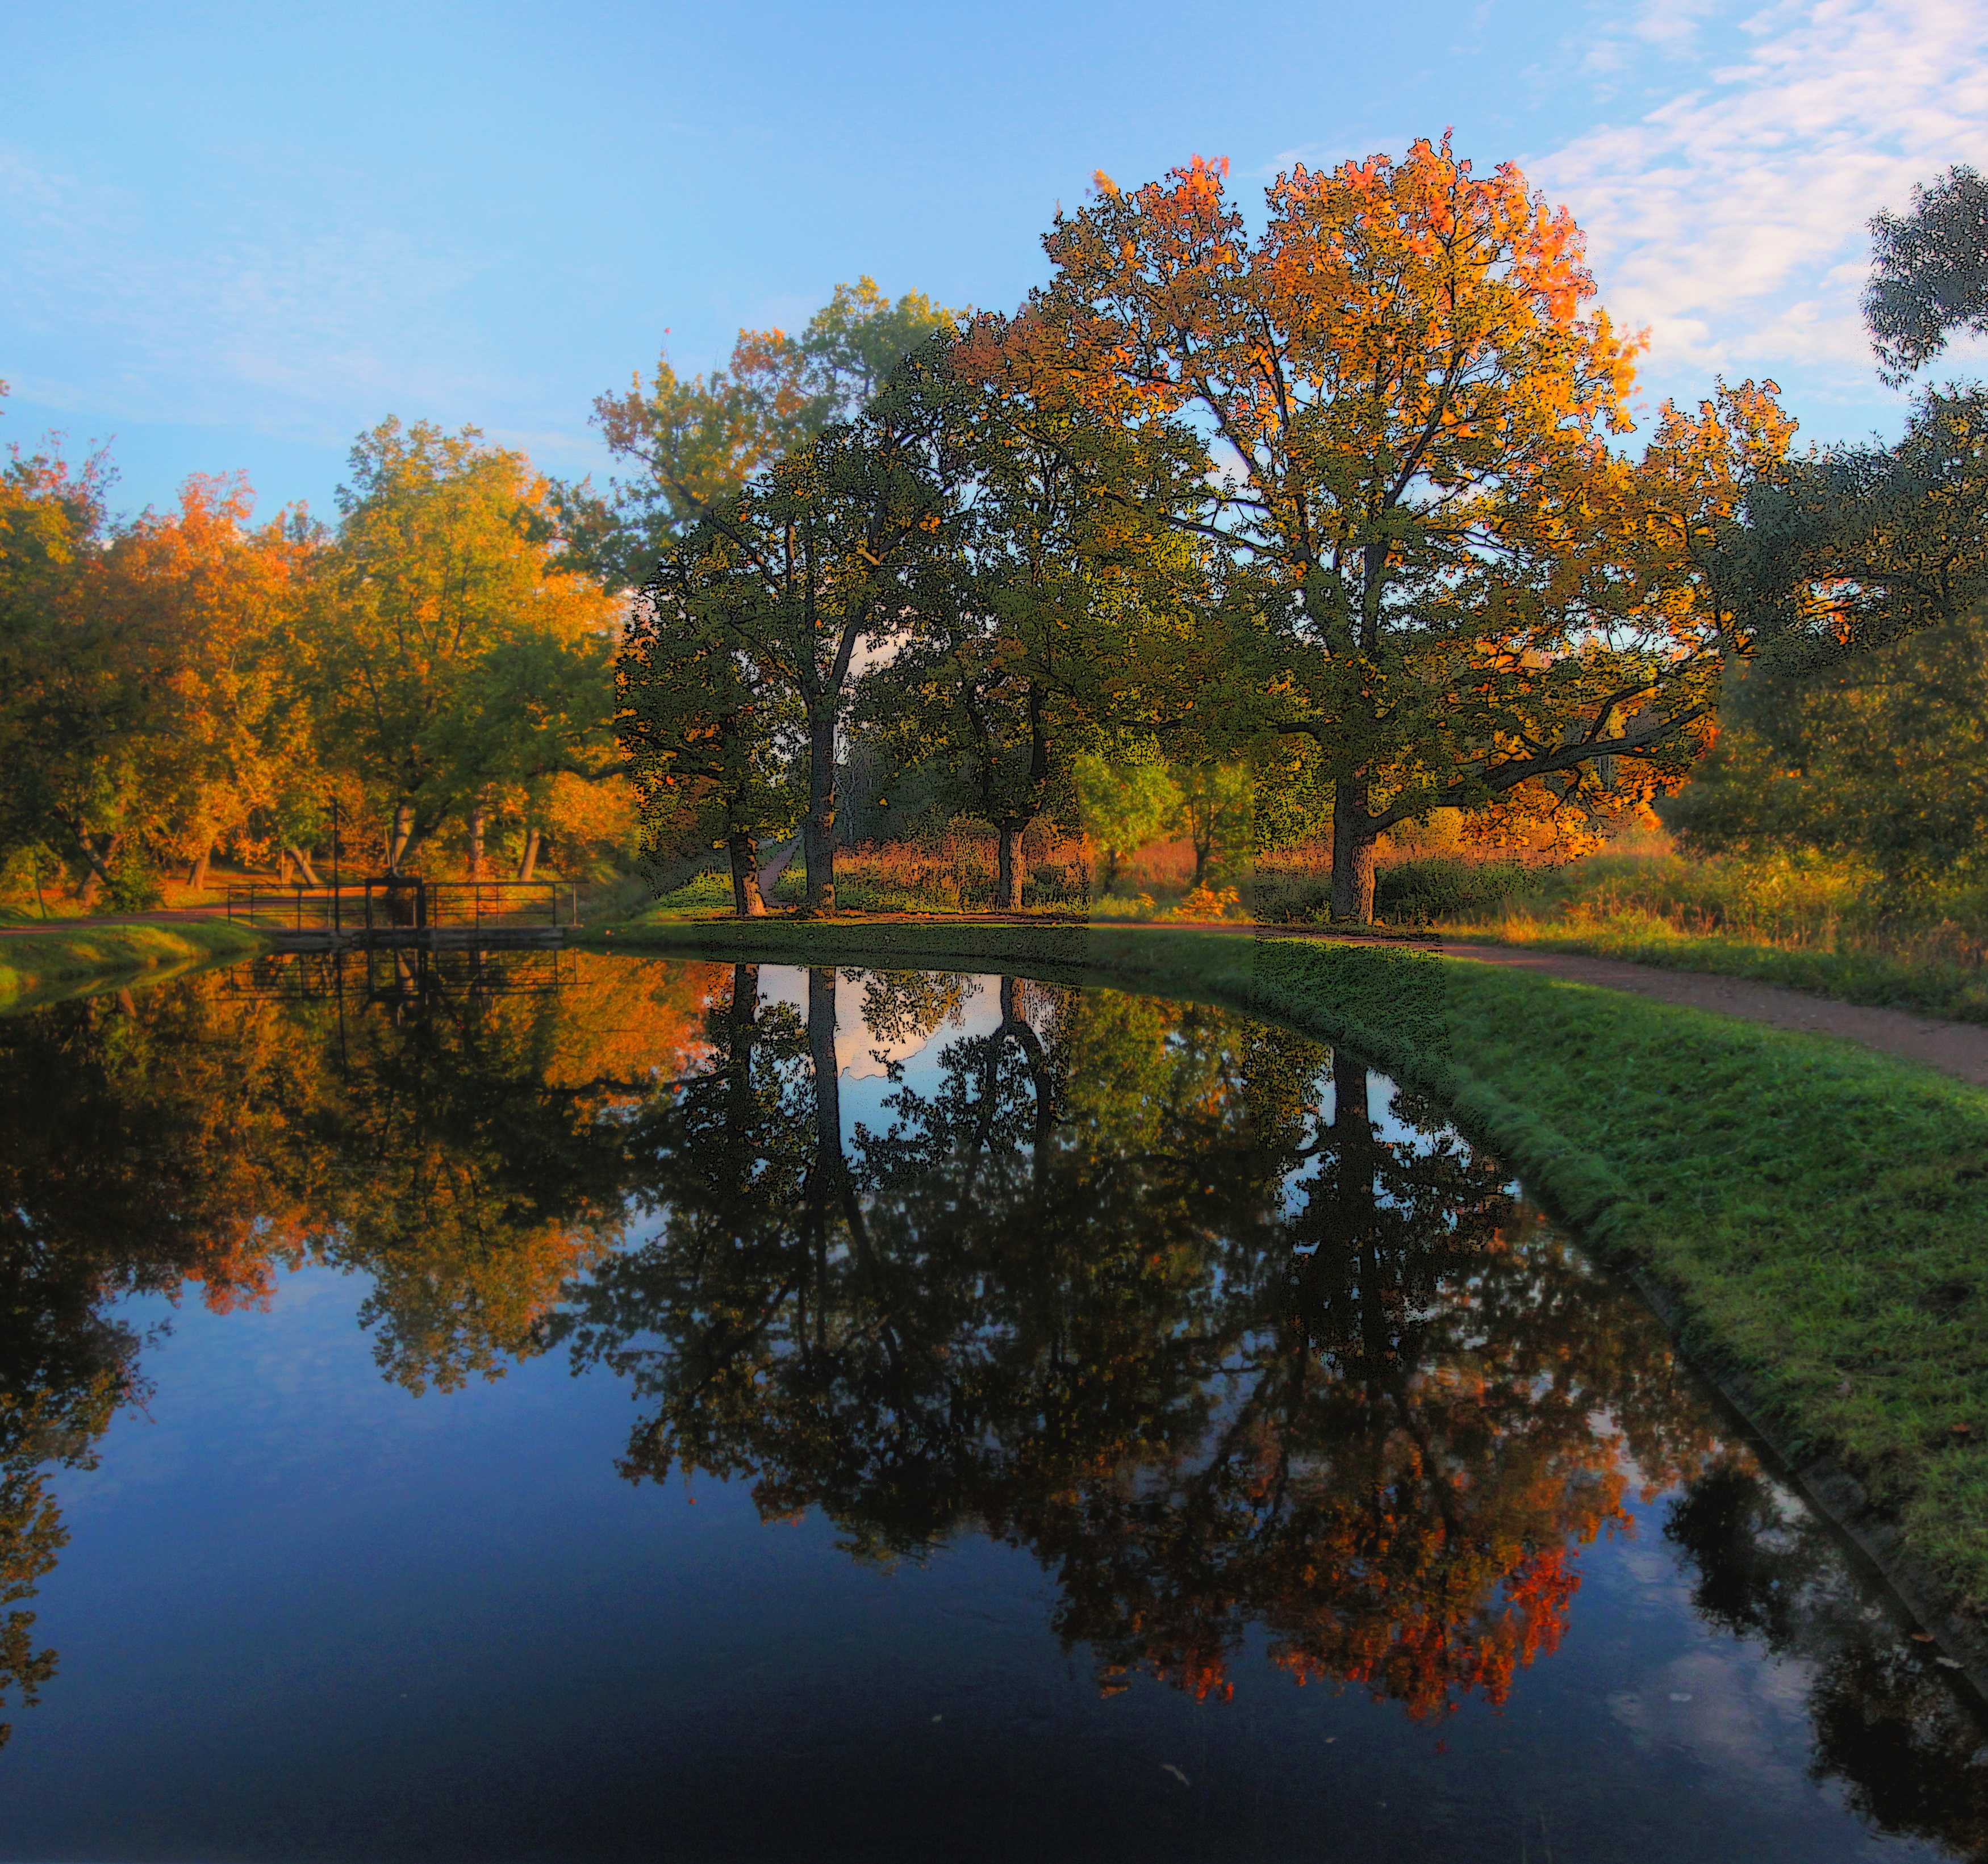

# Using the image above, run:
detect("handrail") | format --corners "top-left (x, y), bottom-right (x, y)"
top-left (223, 878), bottom-right (579, 934)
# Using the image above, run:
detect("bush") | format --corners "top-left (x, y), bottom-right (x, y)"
top-left (1244, 874), bottom-right (1335, 924)
top-left (1375, 858), bottom-right (1531, 926)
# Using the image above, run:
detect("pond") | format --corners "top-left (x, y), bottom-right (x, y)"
top-left (0, 949), bottom-right (1985, 1862)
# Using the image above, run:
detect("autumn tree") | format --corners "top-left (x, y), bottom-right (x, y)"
top-left (309, 419), bottom-right (624, 876)
top-left (0, 433), bottom-right (123, 900)
top-left (1028, 138), bottom-right (1771, 918)
top-left (563, 279), bottom-right (957, 591)
top-left (89, 475), bottom-right (319, 888)
top-left (0, 431), bottom-right (324, 903)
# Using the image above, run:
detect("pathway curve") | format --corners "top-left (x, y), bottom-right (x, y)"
top-left (1419, 936), bottom-right (1988, 1088)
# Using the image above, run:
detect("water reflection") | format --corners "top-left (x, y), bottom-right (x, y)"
top-left (1, 952), bottom-right (1986, 1856)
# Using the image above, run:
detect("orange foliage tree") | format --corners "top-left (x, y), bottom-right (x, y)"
top-left (1024, 137), bottom-right (1790, 917)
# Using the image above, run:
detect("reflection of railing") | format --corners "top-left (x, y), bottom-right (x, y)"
top-left (220, 944), bottom-right (575, 1002)
top-left (223, 880), bottom-right (579, 935)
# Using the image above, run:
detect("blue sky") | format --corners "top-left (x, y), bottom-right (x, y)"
top-left (3, 0), bottom-right (1985, 523)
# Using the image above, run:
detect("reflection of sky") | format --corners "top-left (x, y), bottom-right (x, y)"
top-left (6, 967), bottom-right (1954, 1862)
top-left (752, 965), bottom-right (1006, 1132)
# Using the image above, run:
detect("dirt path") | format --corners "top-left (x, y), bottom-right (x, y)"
top-left (1420, 937), bottom-right (1988, 1088)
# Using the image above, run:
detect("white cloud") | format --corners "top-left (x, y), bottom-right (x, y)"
top-left (1532, 0), bottom-right (1988, 407)
top-left (0, 142), bottom-right (506, 442)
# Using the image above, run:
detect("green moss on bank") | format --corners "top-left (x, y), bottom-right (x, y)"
top-left (581, 914), bottom-right (1988, 1621)
top-left (0, 920), bottom-right (268, 1012)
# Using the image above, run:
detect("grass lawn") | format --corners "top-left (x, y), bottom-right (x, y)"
top-left (0, 919), bottom-right (268, 1012)
top-left (579, 911), bottom-right (1988, 1639)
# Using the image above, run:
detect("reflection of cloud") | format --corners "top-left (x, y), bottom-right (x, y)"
top-left (1608, 1645), bottom-right (1818, 1795)
top-left (1532, 0), bottom-right (1988, 399)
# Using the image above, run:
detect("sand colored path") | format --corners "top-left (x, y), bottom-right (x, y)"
top-left (1418, 937), bottom-right (1988, 1089)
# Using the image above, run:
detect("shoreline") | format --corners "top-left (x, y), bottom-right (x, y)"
top-left (0, 919), bottom-right (269, 1013)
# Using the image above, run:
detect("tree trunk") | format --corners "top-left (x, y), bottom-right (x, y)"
top-left (186, 846), bottom-right (212, 891)
top-left (515, 826), bottom-right (541, 882)
top-left (996, 822), bottom-right (1022, 910)
top-left (803, 707), bottom-right (837, 913)
top-left (388, 802), bottom-right (414, 874)
top-left (1330, 775), bottom-right (1377, 922)
top-left (287, 846), bottom-right (323, 887)
top-left (728, 833), bottom-right (769, 917)
top-left (807, 965), bottom-right (843, 1167)
top-left (467, 798), bottom-right (486, 878)
top-left (74, 831), bottom-right (122, 909)
top-left (728, 964), bottom-right (759, 1140)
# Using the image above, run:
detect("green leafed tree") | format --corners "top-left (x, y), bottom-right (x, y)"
top-left (1676, 169), bottom-right (1988, 891)
top-left (618, 568), bottom-right (802, 916)
top-left (1865, 165), bottom-right (1988, 386)
top-left (856, 320), bottom-right (1205, 907)
top-left (1073, 751), bottom-right (1181, 892)
top-left (629, 346), bottom-right (959, 912)
top-left (561, 279), bottom-right (957, 592)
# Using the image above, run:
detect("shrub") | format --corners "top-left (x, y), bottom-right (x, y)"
top-left (1375, 858), bottom-right (1531, 926)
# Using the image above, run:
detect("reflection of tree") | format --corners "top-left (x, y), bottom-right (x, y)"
top-left (9, 953), bottom-right (1988, 1854)
top-left (567, 975), bottom-right (1724, 1720)
top-left (1667, 1459), bottom-right (1988, 1857)
top-left (0, 952), bottom-right (719, 1736)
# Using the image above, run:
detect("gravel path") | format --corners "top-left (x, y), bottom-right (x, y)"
top-left (1422, 937), bottom-right (1988, 1088)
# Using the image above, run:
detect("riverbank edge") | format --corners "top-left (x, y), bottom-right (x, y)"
top-left (0, 920), bottom-right (269, 1012)
top-left (580, 913), bottom-right (1988, 1691)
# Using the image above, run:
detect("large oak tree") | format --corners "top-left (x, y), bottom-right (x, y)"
top-left (1025, 138), bottom-right (1779, 918)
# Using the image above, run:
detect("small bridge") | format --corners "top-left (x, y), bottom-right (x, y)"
top-left (224, 879), bottom-right (579, 950)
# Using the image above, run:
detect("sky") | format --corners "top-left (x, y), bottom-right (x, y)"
top-left (3, 0), bottom-right (1985, 524)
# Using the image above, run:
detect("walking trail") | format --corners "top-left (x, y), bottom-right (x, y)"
top-left (1421, 935), bottom-right (1988, 1089)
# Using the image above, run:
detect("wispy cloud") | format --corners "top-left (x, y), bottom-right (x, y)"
top-left (1533, 0), bottom-right (1988, 411)
top-left (0, 143), bottom-right (507, 443)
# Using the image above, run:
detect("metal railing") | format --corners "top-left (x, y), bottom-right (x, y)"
top-left (224, 879), bottom-right (579, 934)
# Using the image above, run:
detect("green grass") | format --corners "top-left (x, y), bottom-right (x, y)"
top-left (579, 912), bottom-right (1988, 1628)
top-left (0, 920), bottom-right (269, 1012)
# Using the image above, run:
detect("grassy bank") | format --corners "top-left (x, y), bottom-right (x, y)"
top-left (0, 919), bottom-right (268, 1012)
top-left (581, 913), bottom-right (1988, 1640)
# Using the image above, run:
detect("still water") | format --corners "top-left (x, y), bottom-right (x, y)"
top-left (1, 948), bottom-right (1985, 1862)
